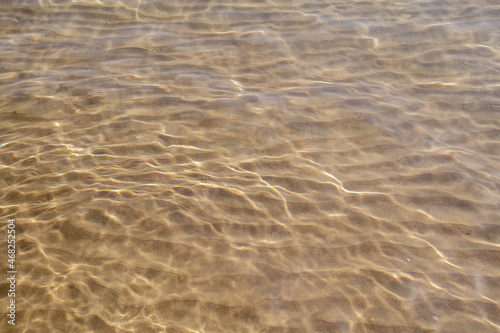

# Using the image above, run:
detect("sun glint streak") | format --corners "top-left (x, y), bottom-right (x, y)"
top-left (226, 165), bottom-right (293, 219)
top-left (410, 235), bottom-right (461, 269)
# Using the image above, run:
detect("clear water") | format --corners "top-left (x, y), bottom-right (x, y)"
top-left (1, 0), bottom-right (499, 332)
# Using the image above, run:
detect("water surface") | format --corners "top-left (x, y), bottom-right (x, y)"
top-left (1, 0), bottom-right (499, 332)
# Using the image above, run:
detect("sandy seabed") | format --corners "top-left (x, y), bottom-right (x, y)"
top-left (0, 0), bottom-right (499, 332)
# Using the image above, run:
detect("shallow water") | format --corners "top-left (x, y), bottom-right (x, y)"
top-left (0, 0), bottom-right (499, 332)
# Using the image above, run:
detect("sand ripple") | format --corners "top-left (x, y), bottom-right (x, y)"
top-left (1, 0), bottom-right (499, 332)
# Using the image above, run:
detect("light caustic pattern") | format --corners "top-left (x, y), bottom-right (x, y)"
top-left (0, 0), bottom-right (499, 332)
